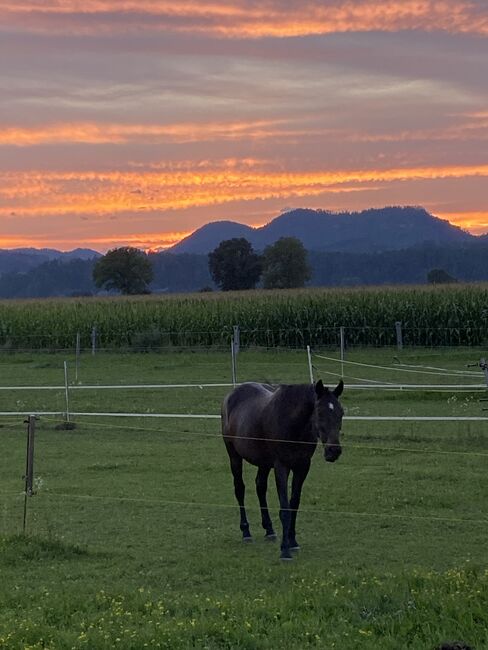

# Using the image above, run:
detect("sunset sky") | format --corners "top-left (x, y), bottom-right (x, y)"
top-left (1, 0), bottom-right (487, 251)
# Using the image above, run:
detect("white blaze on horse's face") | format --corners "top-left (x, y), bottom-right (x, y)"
top-left (314, 379), bottom-right (344, 463)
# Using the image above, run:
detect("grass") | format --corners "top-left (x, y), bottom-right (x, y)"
top-left (0, 347), bottom-right (487, 649)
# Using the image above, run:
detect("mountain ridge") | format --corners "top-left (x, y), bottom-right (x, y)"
top-left (0, 247), bottom-right (100, 276)
top-left (170, 206), bottom-right (478, 254)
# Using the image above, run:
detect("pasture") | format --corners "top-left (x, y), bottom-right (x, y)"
top-left (0, 346), bottom-right (487, 649)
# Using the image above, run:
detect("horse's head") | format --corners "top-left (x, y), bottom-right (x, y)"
top-left (314, 379), bottom-right (344, 462)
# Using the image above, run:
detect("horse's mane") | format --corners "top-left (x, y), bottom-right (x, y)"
top-left (272, 384), bottom-right (315, 404)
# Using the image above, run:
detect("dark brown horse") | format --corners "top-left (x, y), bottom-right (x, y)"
top-left (222, 379), bottom-right (344, 560)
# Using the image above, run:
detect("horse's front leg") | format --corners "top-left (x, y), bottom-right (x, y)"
top-left (274, 461), bottom-right (292, 560)
top-left (288, 460), bottom-right (311, 551)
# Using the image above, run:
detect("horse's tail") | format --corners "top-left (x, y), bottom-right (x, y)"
top-left (221, 392), bottom-right (230, 437)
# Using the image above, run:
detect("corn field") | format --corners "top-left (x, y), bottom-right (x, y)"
top-left (0, 284), bottom-right (487, 350)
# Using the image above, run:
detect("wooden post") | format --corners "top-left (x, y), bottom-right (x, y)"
top-left (75, 332), bottom-right (81, 381)
top-left (91, 326), bottom-right (97, 356)
top-left (64, 361), bottom-right (70, 423)
top-left (481, 358), bottom-right (488, 389)
top-left (395, 321), bottom-right (403, 351)
top-left (307, 345), bottom-right (314, 384)
top-left (23, 415), bottom-right (36, 533)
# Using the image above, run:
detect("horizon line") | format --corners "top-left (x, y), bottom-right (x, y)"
top-left (1, 206), bottom-right (487, 254)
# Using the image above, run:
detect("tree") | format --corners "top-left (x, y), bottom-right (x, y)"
top-left (262, 237), bottom-right (311, 289)
top-left (427, 268), bottom-right (458, 284)
top-left (208, 238), bottom-right (262, 291)
top-left (93, 247), bottom-right (154, 295)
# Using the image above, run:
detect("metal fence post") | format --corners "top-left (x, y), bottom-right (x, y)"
top-left (23, 415), bottom-right (36, 533)
top-left (75, 332), bottom-right (81, 381)
top-left (233, 325), bottom-right (240, 355)
top-left (231, 339), bottom-right (237, 386)
top-left (307, 345), bottom-right (314, 384)
top-left (91, 326), bottom-right (97, 356)
top-left (395, 321), bottom-right (403, 350)
top-left (340, 326), bottom-right (345, 378)
top-left (64, 361), bottom-right (70, 423)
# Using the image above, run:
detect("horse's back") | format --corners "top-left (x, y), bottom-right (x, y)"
top-left (222, 382), bottom-right (275, 466)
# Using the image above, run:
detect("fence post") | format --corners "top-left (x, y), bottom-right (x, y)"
top-left (481, 358), bottom-right (488, 389)
top-left (233, 325), bottom-right (240, 355)
top-left (340, 326), bottom-right (345, 379)
top-left (231, 339), bottom-right (237, 387)
top-left (23, 415), bottom-right (36, 533)
top-left (395, 321), bottom-right (403, 351)
top-left (64, 361), bottom-right (70, 423)
top-left (75, 332), bottom-right (81, 381)
top-left (91, 326), bottom-right (97, 356)
top-left (306, 345), bottom-right (314, 384)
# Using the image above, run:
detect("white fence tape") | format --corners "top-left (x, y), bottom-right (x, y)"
top-left (0, 411), bottom-right (487, 422)
top-left (313, 353), bottom-right (484, 378)
top-left (0, 383), bottom-right (234, 391)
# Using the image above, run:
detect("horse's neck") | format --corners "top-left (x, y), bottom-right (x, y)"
top-left (270, 385), bottom-right (316, 440)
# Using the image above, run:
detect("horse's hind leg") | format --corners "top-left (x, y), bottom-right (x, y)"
top-left (274, 461), bottom-right (292, 560)
top-left (255, 466), bottom-right (276, 540)
top-left (227, 447), bottom-right (252, 542)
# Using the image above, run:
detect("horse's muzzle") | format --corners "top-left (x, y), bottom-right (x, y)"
top-left (324, 445), bottom-right (342, 463)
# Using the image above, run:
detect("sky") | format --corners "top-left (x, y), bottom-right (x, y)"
top-left (1, 0), bottom-right (487, 252)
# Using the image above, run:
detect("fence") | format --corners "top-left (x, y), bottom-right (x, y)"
top-left (4, 410), bottom-right (487, 544)
top-left (0, 345), bottom-right (487, 424)
top-left (0, 323), bottom-right (487, 352)
top-left (1, 344), bottom-right (487, 545)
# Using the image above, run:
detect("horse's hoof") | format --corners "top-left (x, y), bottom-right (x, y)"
top-left (242, 536), bottom-right (253, 543)
top-left (265, 533), bottom-right (277, 541)
top-left (280, 553), bottom-right (293, 561)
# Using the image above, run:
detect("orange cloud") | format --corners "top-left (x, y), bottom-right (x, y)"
top-left (85, 231), bottom-right (193, 249)
top-left (2, 113), bottom-right (487, 148)
top-left (436, 211), bottom-right (488, 235)
top-left (1, 1), bottom-right (487, 36)
top-left (0, 231), bottom-right (193, 251)
top-left (2, 163), bottom-right (488, 218)
top-left (0, 119), bottom-right (299, 146)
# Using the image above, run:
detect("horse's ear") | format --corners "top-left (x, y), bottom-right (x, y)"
top-left (333, 379), bottom-right (344, 397)
top-left (315, 379), bottom-right (327, 397)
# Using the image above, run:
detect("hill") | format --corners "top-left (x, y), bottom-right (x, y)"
top-left (0, 248), bottom-right (99, 276)
top-left (170, 206), bottom-right (475, 254)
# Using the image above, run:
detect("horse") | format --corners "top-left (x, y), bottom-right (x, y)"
top-left (221, 379), bottom-right (344, 560)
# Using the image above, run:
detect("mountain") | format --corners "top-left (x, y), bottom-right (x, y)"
top-left (172, 221), bottom-right (254, 254)
top-left (0, 248), bottom-right (100, 276)
top-left (11, 247), bottom-right (100, 260)
top-left (170, 206), bottom-right (475, 254)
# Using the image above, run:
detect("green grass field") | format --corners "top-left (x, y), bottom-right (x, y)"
top-left (0, 347), bottom-right (487, 649)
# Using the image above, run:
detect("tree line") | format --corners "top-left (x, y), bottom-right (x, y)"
top-left (1, 239), bottom-right (488, 298)
top-left (91, 237), bottom-right (311, 295)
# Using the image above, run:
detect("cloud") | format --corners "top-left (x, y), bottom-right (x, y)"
top-left (436, 211), bottom-right (488, 234)
top-left (2, 111), bottom-right (487, 148)
top-left (1, 161), bottom-right (488, 218)
top-left (1, 1), bottom-right (487, 37)
top-left (0, 119), bottom-right (296, 146)
top-left (1, 1), bottom-right (487, 249)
